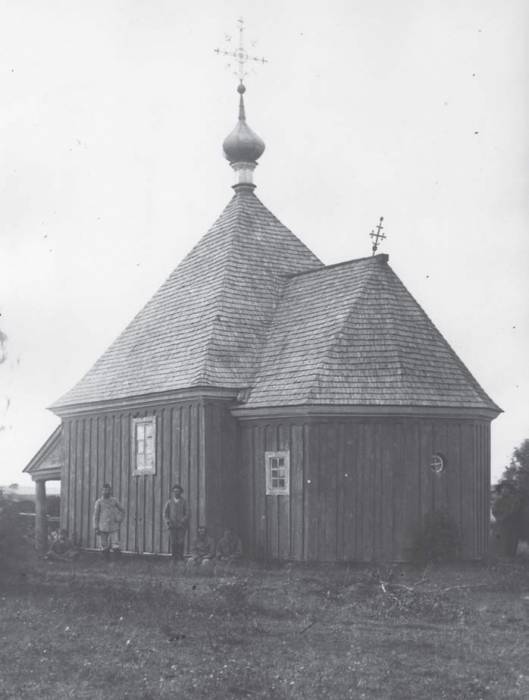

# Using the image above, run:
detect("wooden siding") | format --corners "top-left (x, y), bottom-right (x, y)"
top-left (60, 402), bottom-right (491, 561)
top-left (239, 417), bottom-right (491, 562)
top-left (60, 399), bottom-right (239, 553)
top-left (203, 401), bottom-right (240, 536)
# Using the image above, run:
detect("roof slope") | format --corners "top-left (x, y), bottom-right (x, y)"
top-left (244, 255), bottom-right (500, 412)
top-left (52, 188), bottom-right (322, 409)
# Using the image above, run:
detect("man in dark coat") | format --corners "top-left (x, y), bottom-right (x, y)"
top-left (163, 484), bottom-right (189, 560)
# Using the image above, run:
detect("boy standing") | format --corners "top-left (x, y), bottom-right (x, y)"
top-left (163, 484), bottom-right (189, 560)
top-left (93, 483), bottom-right (124, 555)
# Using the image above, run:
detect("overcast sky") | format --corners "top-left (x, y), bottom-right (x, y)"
top-left (0, 0), bottom-right (527, 488)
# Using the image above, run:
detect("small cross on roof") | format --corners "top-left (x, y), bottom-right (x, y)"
top-left (370, 216), bottom-right (386, 255)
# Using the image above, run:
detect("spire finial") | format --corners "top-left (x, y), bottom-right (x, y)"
top-left (238, 82), bottom-right (246, 121)
top-left (370, 217), bottom-right (386, 255)
top-left (216, 20), bottom-right (268, 189)
top-left (214, 17), bottom-right (268, 88)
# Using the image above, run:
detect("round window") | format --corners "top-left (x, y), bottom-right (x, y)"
top-left (430, 454), bottom-right (445, 473)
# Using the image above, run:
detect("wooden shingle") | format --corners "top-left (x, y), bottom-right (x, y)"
top-left (244, 254), bottom-right (499, 411)
top-left (51, 188), bottom-right (321, 409)
top-left (52, 189), bottom-right (498, 415)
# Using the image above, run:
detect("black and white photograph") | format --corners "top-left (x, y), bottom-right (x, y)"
top-left (0, 1), bottom-right (528, 698)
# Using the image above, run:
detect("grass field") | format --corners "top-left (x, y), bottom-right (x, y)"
top-left (1, 553), bottom-right (529, 699)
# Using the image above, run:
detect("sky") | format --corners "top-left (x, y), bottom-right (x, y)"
top-left (0, 0), bottom-right (527, 489)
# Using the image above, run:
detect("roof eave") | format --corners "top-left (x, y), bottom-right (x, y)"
top-left (231, 403), bottom-right (502, 421)
top-left (49, 385), bottom-right (241, 418)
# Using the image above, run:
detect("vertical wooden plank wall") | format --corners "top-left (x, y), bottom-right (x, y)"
top-left (240, 416), bottom-right (492, 562)
top-left (62, 408), bottom-right (491, 560)
top-left (63, 399), bottom-right (237, 554)
top-left (239, 420), bottom-right (309, 560)
top-left (203, 401), bottom-right (239, 540)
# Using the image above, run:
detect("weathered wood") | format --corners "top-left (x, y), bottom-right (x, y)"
top-left (189, 403), bottom-right (199, 543)
top-left (291, 424), bottom-right (305, 561)
top-left (302, 423), bottom-right (311, 560)
top-left (254, 424), bottom-right (266, 558)
top-left (74, 419), bottom-right (84, 546)
top-left (460, 422), bottom-right (475, 558)
top-left (361, 423), bottom-right (374, 561)
top-left (278, 424), bottom-right (291, 560)
top-left (265, 424), bottom-right (278, 558)
top-left (380, 423), bottom-right (394, 561)
top-left (342, 424), bottom-right (356, 560)
top-left (60, 403), bottom-right (493, 563)
top-left (240, 424), bottom-right (253, 555)
top-left (65, 420), bottom-right (74, 538)
top-left (335, 423), bottom-right (345, 561)
top-left (198, 403), bottom-right (207, 531)
top-left (157, 408), bottom-right (169, 553)
top-left (81, 418), bottom-right (91, 548)
top-left (306, 423), bottom-right (320, 561)
top-left (319, 422), bottom-right (338, 561)
top-left (35, 480), bottom-right (48, 552)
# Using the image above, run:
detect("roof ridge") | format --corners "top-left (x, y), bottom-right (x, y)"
top-left (364, 264), bottom-right (409, 393)
top-left (305, 261), bottom-right (381, 403)
top-left (195, 195), bottom-right (248, 385)
top-left (287, 253), bottom-right (387, 279)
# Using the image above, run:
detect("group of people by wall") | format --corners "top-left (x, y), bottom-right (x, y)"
top-left (46, 482), bottom-right (242, 568)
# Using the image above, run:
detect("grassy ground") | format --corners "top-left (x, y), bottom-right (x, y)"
top-left (1, 552), bottom-right (529, 699)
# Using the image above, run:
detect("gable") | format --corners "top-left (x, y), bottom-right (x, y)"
top-left (24, 425), bottom-right (63, 480)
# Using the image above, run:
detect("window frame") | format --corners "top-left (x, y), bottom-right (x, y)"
top-left (132, 416), bottom-right (156, 475)
top-left (265, 451), bottom-right (290, 496)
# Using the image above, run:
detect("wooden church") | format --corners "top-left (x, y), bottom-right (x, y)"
top-left (25, 76), bottom-right (500, 562)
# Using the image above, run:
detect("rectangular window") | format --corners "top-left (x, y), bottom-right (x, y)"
top-left (265, 451), bottom-right (290, 495)
top-left (132, 417), bottom-right (156, 475)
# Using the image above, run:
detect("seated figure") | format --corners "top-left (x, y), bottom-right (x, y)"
top-left (186, 526), bottom-right (215, 573)
top-left (216, 528), bottom-right (242, 563)
top-left (45, 529), bottom-right (79, 562)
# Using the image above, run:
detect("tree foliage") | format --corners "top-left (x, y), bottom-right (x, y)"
top-left (498, 439), bottom-right (529, 499)
top-left (491, 440), bottom-right (529, 555)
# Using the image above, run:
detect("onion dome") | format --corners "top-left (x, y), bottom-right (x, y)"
top-left (223, 83), bottom-right (265, 167)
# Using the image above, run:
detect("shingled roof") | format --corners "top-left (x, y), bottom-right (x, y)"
top-left (242, 254), bottom-right (500, 413)
top-left (52, 186), bottom-right (498, 416)
top-left (51, 187), bottom-right (322, 410)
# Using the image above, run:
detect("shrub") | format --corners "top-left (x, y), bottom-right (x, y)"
top-left (0, 488), bottom-right (27, 570)
top-left (17, 499), bottom-right (35, 514)
top-left (411, 510), bottom-right (461, 562)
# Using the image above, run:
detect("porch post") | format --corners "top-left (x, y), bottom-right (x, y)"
top-left (35, 479), bottom-right (47, 553)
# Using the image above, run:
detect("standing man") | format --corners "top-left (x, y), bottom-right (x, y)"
top-left (163, 484), bottom-right (189, 561)
top-left (93, 483), bottom-right (124, 556)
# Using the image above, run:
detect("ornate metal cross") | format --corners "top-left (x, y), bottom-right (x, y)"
top-left (370, 216), bottom-right (386, 255)
top-left (214, 17), bottom-right (268, 83)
